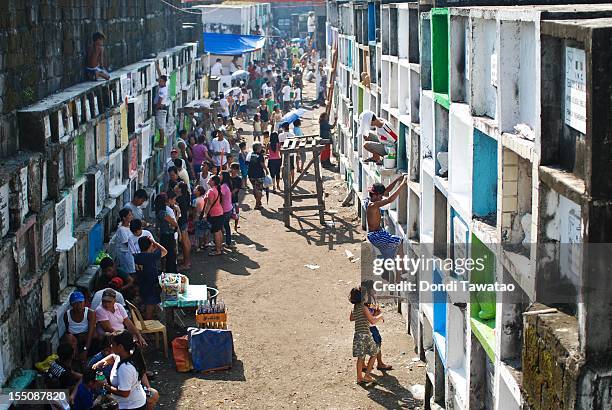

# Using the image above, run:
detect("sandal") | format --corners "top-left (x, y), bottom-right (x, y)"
top-left (377, 365), bottom-right (393, 371)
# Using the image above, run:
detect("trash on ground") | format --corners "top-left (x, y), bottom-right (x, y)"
top-left (408, 384), bottom-right (425, 401)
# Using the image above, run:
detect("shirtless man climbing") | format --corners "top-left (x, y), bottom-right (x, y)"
top-left (86, 32), bottom-right (110, 81)
top-left (364, 175), bottom-right (407, 263)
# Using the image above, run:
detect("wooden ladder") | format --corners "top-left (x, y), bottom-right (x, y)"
top-left (325, 40), bottom-right (339, 117)
top-left (281, 136), bottom-right (328, 227)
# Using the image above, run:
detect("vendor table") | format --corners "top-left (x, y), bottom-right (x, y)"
top-left (161, 285), bottom-right (219, 335)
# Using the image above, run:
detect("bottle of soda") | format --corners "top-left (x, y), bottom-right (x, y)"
top-left (96, 371), bottom-right (107, 395)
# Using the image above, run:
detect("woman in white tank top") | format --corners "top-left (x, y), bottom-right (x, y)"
top-left (62, 291), bottom-right (96, 362)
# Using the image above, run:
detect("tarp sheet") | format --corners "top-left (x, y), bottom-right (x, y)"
top-left (203, 32), bottom-right (266, 55)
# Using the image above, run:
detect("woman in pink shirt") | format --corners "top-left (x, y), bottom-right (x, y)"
top-left (220, 171), bottom-right (235, 249)
top-left (95, 289), bottom-right (146, 346)
top-left (203, 176), bottom-right (225, 256)
top-left (191, 135), bottom-right (211, 175)
top-left (267, 132), bottom-right (282, 191)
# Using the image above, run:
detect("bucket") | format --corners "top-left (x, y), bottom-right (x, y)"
top-left (383, 156), bottom-right (396, 169)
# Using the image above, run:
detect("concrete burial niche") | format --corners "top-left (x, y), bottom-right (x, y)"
top-left (398, 6), bottom-right (411, 60)
top-left (470, 12), bottom-right (498, 123)
top-left (431, 8), bottom-right (450, 108)
top-left (469, 332), bottom-right (495, 410)
top-left (539, 18), bottom-right (612, 200)
top-left (497, 18), bottom-right (537, 136)
top-left (399, 64), bottom-right (411, 115)
top-left (433, 187), bottom-right (448, 259)
top-left (497, 267), bottom-right (529, 371)
top-left (389, 60), bottom-right (399, 109)
top-left (449, 10), bottom-right (470, 104)
top-left (501, 148), bottom-right (533, 258)
top-left (408, 186), bottom-right (420, 240)
top-left (470, 234), bottom-right (497, 362)
top-left (535, 183), bottom-right (583, 309)
top-left (410, 68), bottom-right (421, 123)
top-left (381, 59), bottom-right (390, 106)
top-left (421, 166), bottom-right (435, 244)
top-left (433, 102), bottom-right (449, 177)
top-left (420, 12), bottom-right (433, 90)
top-left (421, 90), bottom-right (435, 159)
top-left (446, 297), bottom-right (468, 408)
top-left (382, 5), bottom-right (391, 55)
top-left (390, 6), bottom-right (399, 57)
top-left (409, 127), bottom-right (421, 181)
top-left (448, 103), bottom-right (473, 221)
top-left (432, 269), bottom-right (447, 367)
top-left (398, 123), bottom-right (409, 171)
top-left (472, 129), bottom-right (498, 224)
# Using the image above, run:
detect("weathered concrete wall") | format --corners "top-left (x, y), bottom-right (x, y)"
top-left (0, 0), bottom-right (199, 386)
top-left (522, 303), bottom-right (583, 409)
top-left (0, 0), bottom-right (194, 157)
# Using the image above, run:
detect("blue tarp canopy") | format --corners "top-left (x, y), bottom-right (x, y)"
top-left (203, 32), bottom-right (266, 55)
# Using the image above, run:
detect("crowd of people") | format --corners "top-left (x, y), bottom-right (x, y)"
top-left (41, 28), bottom-right (336, 409)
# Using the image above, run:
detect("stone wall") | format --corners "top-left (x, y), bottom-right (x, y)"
top-left (0, 0), bottom-right (194, 156)
top-left (522, 303), bottom-right (583, 409)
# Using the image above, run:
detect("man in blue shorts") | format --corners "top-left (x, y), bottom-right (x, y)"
top-left (364, 176), bottom-right (407, 262)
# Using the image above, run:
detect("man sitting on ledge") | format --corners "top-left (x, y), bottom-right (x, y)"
top-left (364, 176), bottom-right (407, 264)
top-left (85, 32), bottom-right (110, 81)
top-left (358, 110), bottom-right (398, 166)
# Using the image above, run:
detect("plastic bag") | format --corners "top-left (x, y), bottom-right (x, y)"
top-left (35, 354), bottom-right (58, 373)
top-left (172, 336), bottom-right (193, 372)
top-left (263, 175), bottom-right (273, 188)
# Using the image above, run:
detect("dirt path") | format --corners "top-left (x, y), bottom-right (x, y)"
top-left (148, 80), bottom-right (425, 409)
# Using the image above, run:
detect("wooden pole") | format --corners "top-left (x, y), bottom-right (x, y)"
top-left (282, 150), bottom-right (291, 227)
top-left (313, 147), bottom-right (325, 224)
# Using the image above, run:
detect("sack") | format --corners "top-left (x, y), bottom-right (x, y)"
top-left (172, 336), bottom-right (193, 372)
top-left (188, 328), bottom-right (234, 372)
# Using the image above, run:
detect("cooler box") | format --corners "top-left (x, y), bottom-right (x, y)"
top-left (188, 328), bottom-right (234, 372)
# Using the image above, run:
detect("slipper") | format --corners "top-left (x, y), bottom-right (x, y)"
top-left (377, 365), bottom-right (393, 371)
top-left (208, 251), bottom-right (222, 257)
top-left (360, 376), bottom-right (376, 384)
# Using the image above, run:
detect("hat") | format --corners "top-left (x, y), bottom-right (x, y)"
top-left (357, 111), bottom-right (374, 137)
top-left (69, 291), bottom-right (85, 304)
top-left (368, 183), bottom-right (386, 195)
top-left (102, 288), bottom-right (117, 302)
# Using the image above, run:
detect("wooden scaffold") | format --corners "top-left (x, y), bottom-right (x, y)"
top-left (281, 136), bottom-right (330, 227)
